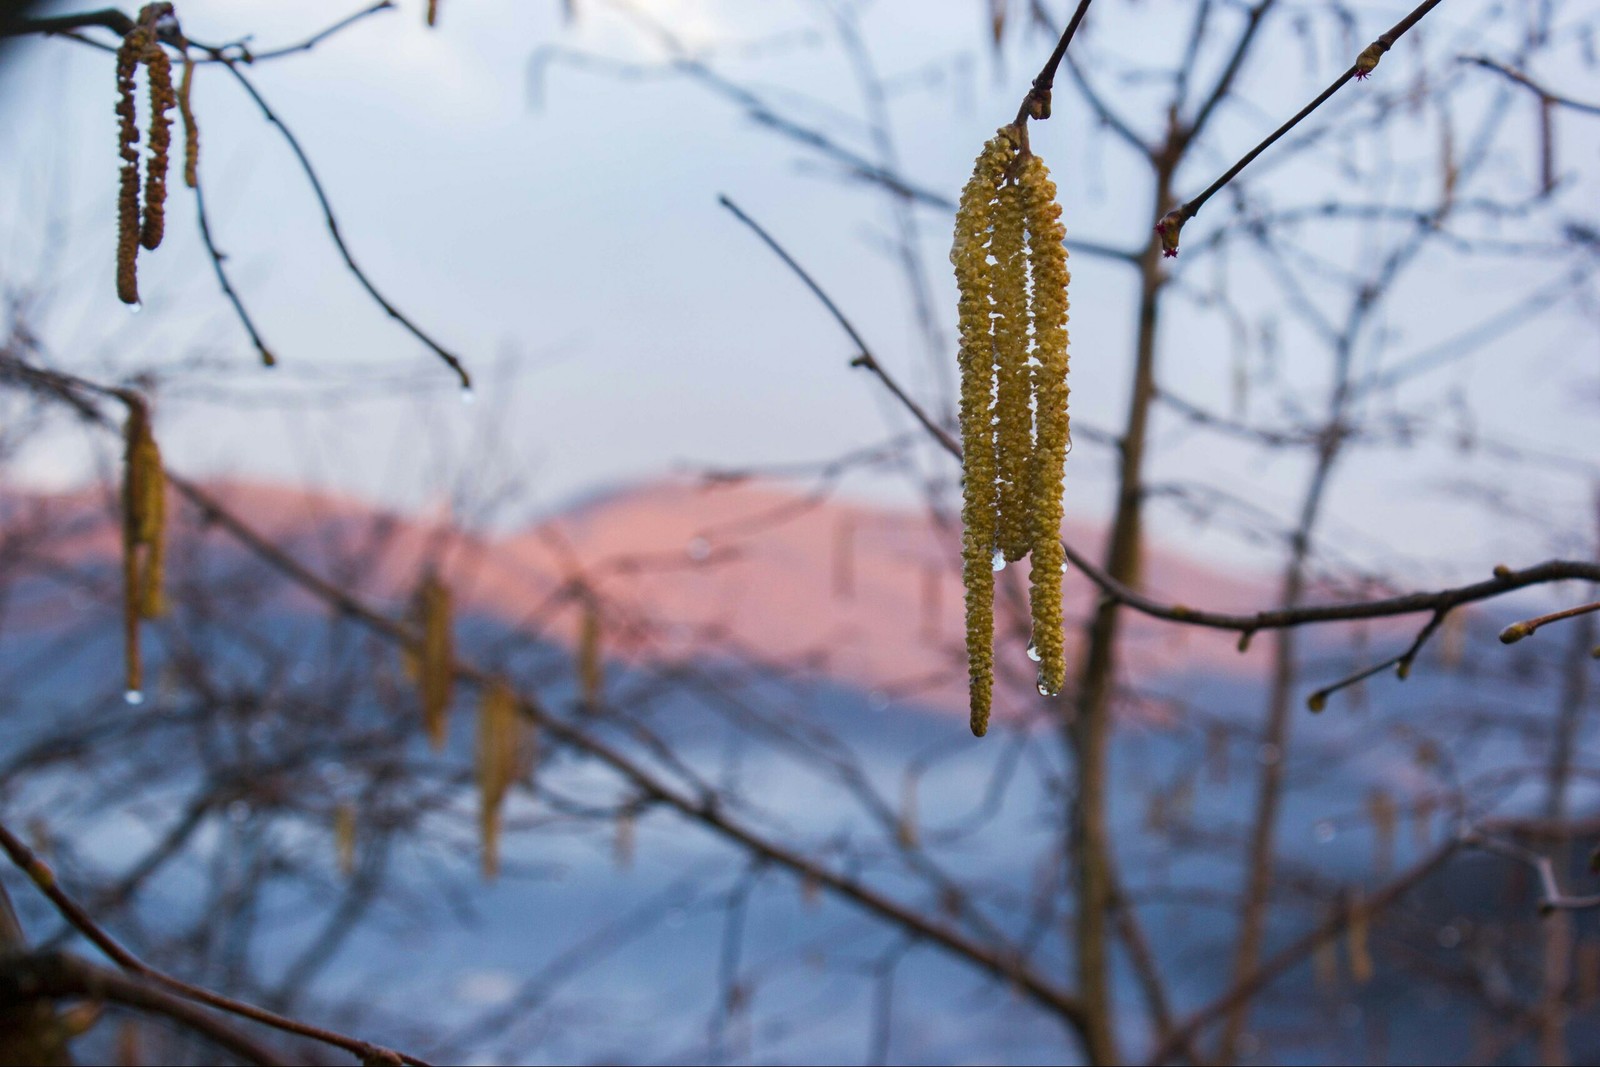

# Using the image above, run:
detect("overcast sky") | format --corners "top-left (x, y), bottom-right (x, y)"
top-left (2, 0), bottom-right (1595, 587)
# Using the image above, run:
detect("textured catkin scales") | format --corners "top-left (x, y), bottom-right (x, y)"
top-left (140, 43), bottom-right (175, 251)
top-left (991, 176), bottom-right (1033, 564)
top-left (115, 29), bottom-right (148, 306)
top-left (953, 129), bottom-right (1072, 732)
top-left (1020, 154), bottom-right (1070, 697)
top-left (121, 403), bottom-right (166, 697)
top-left (952, 129), bottom-right (1015, 737)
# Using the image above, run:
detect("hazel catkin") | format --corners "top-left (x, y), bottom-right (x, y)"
top-left (115, 28), bottom-right (149, 306)
top-left (952, 127), bottom-right (1072, 731)
top-left (178, 52), bottom-right (199, 189)
top-left (414, 570), bottom-right (455, 750)
top-left (121, 401), bottom-right (166, 699)
top-left (477, 680), bottom-right (522, 879)
top-left (140, 39), bottom-right (175, 251)
top-left (1019, 152), bottom-right (1070, 698)
top-left (952, 128), bottom-right (1015, 737)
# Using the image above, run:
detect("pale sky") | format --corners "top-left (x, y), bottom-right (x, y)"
top-left (2, 0), bottom-right (1596, 588)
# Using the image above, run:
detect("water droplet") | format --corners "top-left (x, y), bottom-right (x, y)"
top-left (459, 386), bottom-right (475, 405)
top-left (1061, 562), bottom-right (1068, 573)
top-left (127, 302), bottom-right (143, 316)
top-left (1037, 682), bottom-right (1051, 695)
top-left (991, 549), bottom-right (1006, 572)
top-left (1314, 820), bottom-right (1336, 844)
top-left (123, 689), bottom-right (144, 706)
top-left (1026, 642), bottom-right (1041, 662)
top-left (686, 537), bottom-right (710, 561)
top-left (1436, 924), bottom-right (1461, 948)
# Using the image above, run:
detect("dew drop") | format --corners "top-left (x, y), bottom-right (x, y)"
top-left (123, 688), bottom-right (144, 706)
top-left (1436, 924), bottom-right (1461, 949)
top-left (1314, 820), bottom-right (1336, 844)
top-left (459, 386), bottom-right (475, 405)
top-left (127, 302), bottom-right (143, 316)
top-left (1026, 642), bottom-right (1041, 663)
top-left (991, 549), bottom-right (1006, 572)
top-left (1037, 681), bottom-right (1054, 696)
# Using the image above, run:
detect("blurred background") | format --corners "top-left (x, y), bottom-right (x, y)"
top-left (0, 0), bottom-right (1597, 1063)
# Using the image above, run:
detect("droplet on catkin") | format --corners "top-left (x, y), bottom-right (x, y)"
top-left (124, 689), bottom-right (144, 706)
top-left (1026, 641), bottom-right (1041, 662)
top-left (991, 549), bottom-right (1007, 572)
top-left (128, 302), bottom-right (143, 315)
top-left (460, 386), bottom-right (475, 405)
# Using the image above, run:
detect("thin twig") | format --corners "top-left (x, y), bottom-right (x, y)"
top-left (210, 56), bottom-right (470, 388)
top-left (1463, 55), bottom-right (1600, 117)
top-left (1499, 599), bottom-right (1600, 645)
top-left (1013, 0), bottom-right (1095, 127)
top-left (717, 194), bottom-right (961, 456)
top-left (193, 170), bottom-right (276, 367)
top-left (1155, 0), bottom-right (1444, 256)
top-left (0, 820), bottom-right (424, 1066)
top-left (0, 952), bottom-right (292, 1067)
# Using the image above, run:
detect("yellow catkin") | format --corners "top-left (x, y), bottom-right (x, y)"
top-left (115, 29), bottom-right (148, 305)
top-left (427, 0), bottom-right (440, 27)
top-left (415, 571), bottom-right (454, 749)
top-left (178, 51), bottom-right (198, 190)
top-left (992, 174), bottom-right (1033, 563)
top-left (952, 128), bottom-right (1015, 737)
top-left (139, 39), bottom-right (174, 251)
top-left (578, 596), bottom-right (603, 711)
top-left (477, 680), bottom-right (521, 879)
top-left (1020, 152), bottom-right (1070, 698)
top-left (122, 402), bottom-right (166, 698)
top-left (334, 802), bottom-right (357, 876)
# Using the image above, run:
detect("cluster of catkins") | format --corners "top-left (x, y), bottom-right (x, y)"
top-left (115, 4), bottom-right (199, 306)
top-left (952, 126), bottom-right (1071, 737)
top-left (398, 570), bottom-right (535, 879)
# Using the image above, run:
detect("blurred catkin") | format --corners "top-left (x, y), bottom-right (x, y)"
top-left (578, 596), bottom-right (603, 711)
top-left (952, 128), bottom-right (1014, 737)
top-left (415, 571), bottom-right (454, 749)
top-left (178, 51), bottom-right (199, 190)
top-left (477, 680), bottom-right (521, 879)
top-left (121, 402), bottom-right (166, 697)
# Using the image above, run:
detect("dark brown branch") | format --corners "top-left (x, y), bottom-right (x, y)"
top-left (1464, 831), bottom-right (1600, 912)
top-left (0, 952), bottom-right (292, 1067)
top-left (2, 8), bottom-right (136, 38)
top-left (193, 171), bottom-right (276, 367)
top-left (0, 820), bottom-right (425, 1066)
top-left (1155, 0), bottom-right (1444, 257)
top-left (1013, 0), bottom-right (1095, 126)
top-left (1305, 608), bottom-right (1447, 711)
